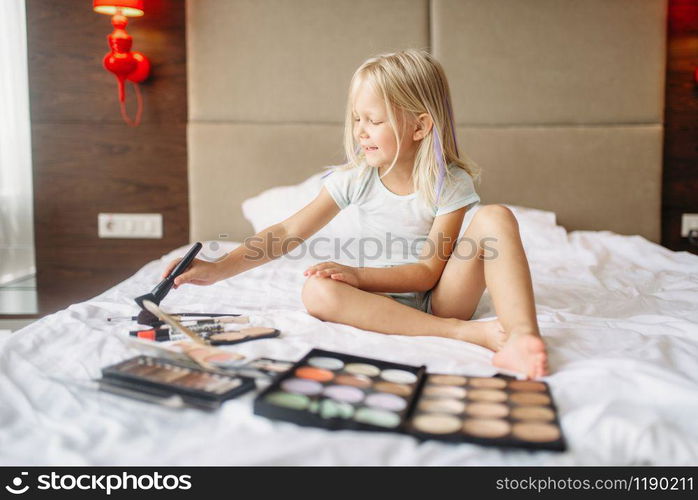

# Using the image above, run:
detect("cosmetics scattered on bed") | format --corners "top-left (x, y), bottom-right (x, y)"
top-left (100, 355), bottom-right (256, 410)
top-left (203, 326), bottom-right (282, 346)
top-left (130, 329), bottom-right (189, 342)
top-left (253, 348), bottom-right (565, 451)
top-left (129, 325), bottom-right (280, 345)
top-left (122, 312), bottom-right (281, 346)
top-left (108, 312), bottom-right (248, 324)
top-left (98, 343), bottom-right (564, 451)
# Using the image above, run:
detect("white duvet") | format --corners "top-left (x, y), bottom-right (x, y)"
top-left (1, 205), bottom-right (697, 465)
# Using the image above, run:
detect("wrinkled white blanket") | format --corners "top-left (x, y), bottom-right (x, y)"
top-left (1, 208), bottom-right (697, 465)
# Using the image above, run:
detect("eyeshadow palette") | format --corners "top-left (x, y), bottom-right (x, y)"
top-left (406, 373), bottom-right (565, 451)
top-left (253, 349), bottom-right (566, 452)
top-left (101, 355), bottom-right (256, 409)
top-left (253, 348), bottom-right (426, 433)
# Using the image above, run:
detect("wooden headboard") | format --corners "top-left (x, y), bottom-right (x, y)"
top-left (186, 0), bottom-right (666, 243)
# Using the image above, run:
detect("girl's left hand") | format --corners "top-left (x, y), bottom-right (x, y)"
top-left (304, 261), bottom-right (360, 288)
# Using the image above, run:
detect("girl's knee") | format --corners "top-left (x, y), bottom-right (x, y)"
top-left (301, 275), bottom-right (341, 320)
top-left (472, 204), bottom-right (518, 229)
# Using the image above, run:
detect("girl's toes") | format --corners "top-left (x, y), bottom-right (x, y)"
top-left (532, 354), bottom-right (548, 378)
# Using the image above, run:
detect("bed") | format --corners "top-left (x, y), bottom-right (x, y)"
top-left (2, 171), bottom-right (697, 466)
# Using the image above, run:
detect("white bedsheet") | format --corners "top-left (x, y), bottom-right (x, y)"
top-left (1, 212), bottom-right (697, 465)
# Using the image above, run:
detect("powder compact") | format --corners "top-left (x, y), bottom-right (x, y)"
top-left (205, 327), bottom-right (280, 346)
top-left (100, 355), bottom-right (255, 410)
top-left (254, 349), bottom-right (566, 451)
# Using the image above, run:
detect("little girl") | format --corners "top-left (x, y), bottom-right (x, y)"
top-left (163, 49), bottom-right (548, 379)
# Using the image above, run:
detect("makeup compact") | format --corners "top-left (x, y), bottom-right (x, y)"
top-left (254, 349), bottom-right (425, 433)
top-left (206, 327), bottom-right (280, 346)
top-left (254, 348), bottom-right (566, 451)
top-left (100, 355), bottom-right (255, 410)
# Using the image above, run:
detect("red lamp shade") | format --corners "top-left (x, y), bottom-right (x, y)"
top-left (93, 0), bottom-right (144, 17)
top-left (94, 0), bottom-right (149, 126)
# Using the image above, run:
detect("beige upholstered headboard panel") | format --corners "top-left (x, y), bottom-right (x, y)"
top-left (187, 0), bottom-right (666, 243)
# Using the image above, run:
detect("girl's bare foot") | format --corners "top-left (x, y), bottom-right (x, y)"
top-left (492, 331), bottom-right (549, 379)
top-left (449, 319), bottom-right (508, 352)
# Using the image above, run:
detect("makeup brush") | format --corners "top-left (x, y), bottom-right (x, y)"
top-left (108, 312), bottom-right (246, 322)
top-left (134, 242), bottom-right (202, 324)
top-left (186, 316), bottom-right (250, 324)
top-left (141, 300), bottom-right (223, 372)
top-left (141, 300), bottom-right (207, 346)
top-left (133, 317), bottom-right (248, 329)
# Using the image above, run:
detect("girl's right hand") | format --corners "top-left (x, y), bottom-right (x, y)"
top-left (161, 258), bottom-right (222, 289)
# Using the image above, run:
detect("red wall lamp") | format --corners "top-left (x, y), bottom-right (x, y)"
top-left (93, 0), bottom-right (150, 126)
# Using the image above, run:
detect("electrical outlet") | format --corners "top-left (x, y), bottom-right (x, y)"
top-left (681, 213), bottom-right (698, 238)
top-left (98, 213), bottom-right (163, 239)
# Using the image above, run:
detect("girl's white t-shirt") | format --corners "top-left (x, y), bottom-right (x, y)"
top-left (322, 165), bottom-right (480, 267)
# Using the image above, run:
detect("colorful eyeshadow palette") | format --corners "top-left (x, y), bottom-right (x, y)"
top-left (405, 373), bottom-right (565, 451)
top-left (253, 349), bottom-right (426, 433)
top-left (101, 355), bottom-right (256, 409)
top-left (253, 349), bottom-right (566, 452)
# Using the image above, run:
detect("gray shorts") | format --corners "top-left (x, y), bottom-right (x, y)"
top-left (383, 290), bottom-right (433, 314)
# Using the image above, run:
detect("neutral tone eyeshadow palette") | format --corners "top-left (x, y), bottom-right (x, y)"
top-left (405, 373), bottom-right (565, 451)
top-left (253, 349), bottom-right (566, 451)
top-left (101, 355), bottom-right (255, 409)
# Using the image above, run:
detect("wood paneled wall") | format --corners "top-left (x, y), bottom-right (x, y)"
top-left (662, 0), bottom-right (698, 254)
top-left (26, 0), bottom-right (188, 314)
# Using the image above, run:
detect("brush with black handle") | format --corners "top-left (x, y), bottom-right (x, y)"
top-left (135, 242), bottom-right (203, 324)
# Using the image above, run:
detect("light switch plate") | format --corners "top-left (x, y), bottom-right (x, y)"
top-left (98, 213), bottom-right (163, 239)
top-left (680, 213), bottom-right (698, 238)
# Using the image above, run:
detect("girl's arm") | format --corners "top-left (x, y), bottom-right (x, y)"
top-left (164, 187), bottom-right (340, 286)
top-left (357, 206), bottom-right (470, 293)
top-left (307, 205), bottom-right (469, 292)
top-left (217, 187), bottom-right (341, 279)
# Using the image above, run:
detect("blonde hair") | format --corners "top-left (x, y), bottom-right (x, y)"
top-left (338, 49), bottom-right (480, 209)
